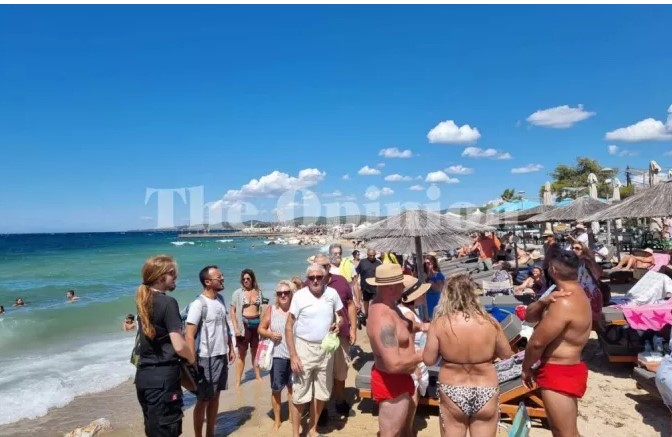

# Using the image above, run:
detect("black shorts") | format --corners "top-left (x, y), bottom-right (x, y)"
top-left (197, 355), bottom-right (229, 401)
top-left (362, 286), bottom-right (377, 302)
top-left (270, 358), bottom-right (292, 392)
top-left (135, 365), bottom-right (183, 437)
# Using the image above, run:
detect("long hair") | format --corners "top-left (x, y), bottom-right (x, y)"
top-left (240, 268), bottom-right (260, 291)
top-left (433, 274), bottom-right (495, 328)
top-left (423, 255), bottom-right (440, 276)
top-left (135, 255), bottom-right (176, 340)
top-left (274, 280), bottom-right (296, 308)
top-left (573, 242), bottom-right (602, 280)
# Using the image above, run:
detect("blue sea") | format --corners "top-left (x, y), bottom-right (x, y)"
top-left (0, 232), bottom-right (318, 426)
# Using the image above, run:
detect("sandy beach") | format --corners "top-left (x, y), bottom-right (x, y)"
top-left (2, 325), bottom-right (667, 437)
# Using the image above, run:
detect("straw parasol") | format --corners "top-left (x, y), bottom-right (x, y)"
top-left (526, 196), bottom-right (608, 223)
top-left (490, 205), bottom-right (557, 226)
top-left (582, 180), bottom-right (672, 221)
top-left (344, 209), bottom-right (484, 281)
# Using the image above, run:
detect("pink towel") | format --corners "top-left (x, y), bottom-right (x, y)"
top-left (620, 303), bottom-right (672, 331)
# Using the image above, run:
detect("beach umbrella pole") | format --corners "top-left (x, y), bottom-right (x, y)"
top-left (414, 236), bottom-right (429, 322)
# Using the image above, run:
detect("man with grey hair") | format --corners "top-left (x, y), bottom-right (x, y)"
top-left (286, 262), bottom-right (343, 437)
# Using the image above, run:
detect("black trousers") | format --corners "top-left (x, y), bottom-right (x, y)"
top-left (136, 364), bottom-right (183, 437)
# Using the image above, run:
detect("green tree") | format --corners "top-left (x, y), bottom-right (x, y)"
top-left (500, 188), bottom-right (522, 202)
top-left (545, 157), bottom-right (617, 200)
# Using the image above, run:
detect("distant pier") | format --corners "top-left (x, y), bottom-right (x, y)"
top-left (177, 232), bottom-right (294, 239)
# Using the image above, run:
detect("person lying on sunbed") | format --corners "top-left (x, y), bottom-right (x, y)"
top-left (612, 248), bottom-right (654, 271)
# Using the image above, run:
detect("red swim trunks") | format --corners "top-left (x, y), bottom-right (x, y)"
top-left (371, 365), bottom-right (415, 403)
top-left (535, 361), bottom-right (588, 398)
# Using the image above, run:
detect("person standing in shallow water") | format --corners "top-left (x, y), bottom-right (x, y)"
top-left (134, 255), bottom-right (195, 437)
top-left (231, 268), bottom-right (264, 385)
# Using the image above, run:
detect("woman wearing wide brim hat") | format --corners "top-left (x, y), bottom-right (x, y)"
top-left (397, 277), bottom-right (431, 437)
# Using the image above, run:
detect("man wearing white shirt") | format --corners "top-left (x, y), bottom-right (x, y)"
top-left (569, 224), bottom-right (589, 247)
top-left (286, 263), bottom-right (343, 437)
top-left (186, 266), bottom-right (235, 437)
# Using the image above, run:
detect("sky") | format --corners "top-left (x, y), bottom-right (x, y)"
top-left (1, 5), bottom-right (671, 233)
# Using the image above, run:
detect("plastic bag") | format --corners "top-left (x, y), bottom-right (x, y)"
top-left (255, 338), bottom-right (274, 371)
top-left (321, 332), bottom-right (340, 353)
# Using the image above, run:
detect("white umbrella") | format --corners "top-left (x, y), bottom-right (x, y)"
top-left (650, 161), bottom-right (663, 231)
top-left (612, 177), bottom-right (623, 229)
top-left (587, 173), bottom-right (600, 234)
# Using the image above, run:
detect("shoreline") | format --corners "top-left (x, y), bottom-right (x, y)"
top-left (3, 329), bottom-right (668, 437)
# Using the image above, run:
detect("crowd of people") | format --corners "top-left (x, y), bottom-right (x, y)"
top-left (130, 231), bottom-right (603, 437)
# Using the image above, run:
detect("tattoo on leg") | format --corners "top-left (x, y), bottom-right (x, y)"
top-left (380, 325), bottom-right (398, 348)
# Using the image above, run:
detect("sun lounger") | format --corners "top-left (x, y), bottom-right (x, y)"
top-left (356, 360), bottom-right (547, 422)
top-left (601, 306), bottom-right (626, 324)
top-left (597, 326), bottom-right (644, 363)
top-left (632, 367), bottom-right (662, 400)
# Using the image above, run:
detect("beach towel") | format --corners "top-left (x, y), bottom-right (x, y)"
top-left (619, 303), bottom-right (672, 331)
top-left (626, 270), bottom-right (672, 305)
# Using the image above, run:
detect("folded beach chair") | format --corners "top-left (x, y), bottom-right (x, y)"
top-left (507, 402), bottom-right (532, 437)
top-left (483, 271), bottom-right (515, 296)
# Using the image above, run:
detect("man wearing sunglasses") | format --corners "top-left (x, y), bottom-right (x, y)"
top-left (286, 262), bottom-right (343, 437)
top-left (312, 253), bottom-right (357, 422)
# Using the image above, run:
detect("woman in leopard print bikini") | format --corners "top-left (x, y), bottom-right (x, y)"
top-left (423, 275), bottom-right (513, 437)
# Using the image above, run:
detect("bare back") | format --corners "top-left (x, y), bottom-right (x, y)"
top-left (540, 282), bottom-right (592, 364)
top-left (430, 313), bottom-right (511, 386)
top-left (367, 301), bottom-right (416, 374)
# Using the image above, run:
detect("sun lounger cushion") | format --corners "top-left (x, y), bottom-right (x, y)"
top-left (495, 351), bottom-right (524, 384)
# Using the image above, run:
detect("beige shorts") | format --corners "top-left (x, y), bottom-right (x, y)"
top-left (333, 336), bottom-right (351, 382)
top-left (292, 336), bottom-right (334, 404)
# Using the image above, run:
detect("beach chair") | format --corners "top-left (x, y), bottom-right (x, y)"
top-left (499, 377), bottom-right (547, 422)
top-left (507, 402), bottom-right (532, 437)
top-left (356, 362), bottom-right (547, 424)
top-left (632, 367), bottom-right (662, 400)
top-left (482, 271), bottom-right (515, 296)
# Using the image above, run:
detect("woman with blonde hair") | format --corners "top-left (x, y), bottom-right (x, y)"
top-left (257, 279), bottom-right (296, 431)
top-left (423, 275), bottom-right (513, 437)
top-left (134, 255), bottom-right (195, 437)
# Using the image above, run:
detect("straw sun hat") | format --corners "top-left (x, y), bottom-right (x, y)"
top-left (366, 264), bottom-right (430, 303)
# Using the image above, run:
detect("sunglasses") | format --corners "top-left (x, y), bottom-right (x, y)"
top-left (276, 291), bottom-right (291, 297)
top-left (243, 277), bottom-right (252, 281)
top-left (321, 264), bottom-right (331, 270)
top-left (307, 275), bottom-right (324, 281)
top-left (573, 246), bottom-right (582, 251)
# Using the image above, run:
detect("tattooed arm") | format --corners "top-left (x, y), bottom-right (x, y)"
top-left (370, 322), bottom-right (422, 374)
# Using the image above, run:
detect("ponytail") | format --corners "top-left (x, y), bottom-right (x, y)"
top-left (136, 284), bottom-right (156, 339)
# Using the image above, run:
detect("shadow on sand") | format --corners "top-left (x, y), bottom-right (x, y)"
top-left (625, 392), bottom-right (669, 437)
top-left (214, 406), bottom-right (255, 436)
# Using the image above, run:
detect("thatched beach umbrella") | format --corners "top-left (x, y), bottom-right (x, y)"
top-left (526, 196), bottom-right (608, 224)
top-left (582, 180), bottom-right (672, 221)
top-left (345, 209), bottom-right (484, 281)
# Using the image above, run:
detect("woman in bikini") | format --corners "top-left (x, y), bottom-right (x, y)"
top-left (423, 274), bottom-right (513, 437)
top-left (231, 268), bottom-right (264, 385)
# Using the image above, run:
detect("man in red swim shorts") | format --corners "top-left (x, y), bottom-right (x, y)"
top-left (523, 247), bottom-right (592, 437)
top-left (366, 264), bottom-right (422, 437)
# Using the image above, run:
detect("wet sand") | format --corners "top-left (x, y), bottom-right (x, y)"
top-left (3, 326), bottom-right (668, 437)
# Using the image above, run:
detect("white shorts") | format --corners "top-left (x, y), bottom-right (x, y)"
top-left (333, 336), bottom-right (351, 382)
top-left (292, 336), bottom-right (334, 404)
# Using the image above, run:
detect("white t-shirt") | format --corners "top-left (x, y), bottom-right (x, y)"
top-left (576, 232), bottom-right (589, 245)
top-left (186, 294), bottom-right (230, 358)
top-left (289, 286), bottom-right (344, 343)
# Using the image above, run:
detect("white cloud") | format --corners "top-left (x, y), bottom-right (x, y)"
top-left (526, 104), bottom-right (595, 128)
top-left (379, 147), bottom-right (413, 158)
top-left (607, 144), bottom-right (638, 157)
top-left (376, 163), bottom-right (386, 169)
top-left (358, 166), bottom-right (381, 176)
top-left (140, 216), bottom-right (153, 221)
top-left (425, 171), bottom-right (459, 184)
top-left (384, 174), bottom-right (413, 182)
top-left (364, 186), bottom-right (394, 200)
top-left (409, 185), bottom-right (425, 191)
top-left (323, 190), bottom-right (343, 198)
top-left (444, 165), bottom-right (474, 175)
top-left (342, 174), bottom-right (350, 180)
top-left (462, 147), bottom-right (512, 160)
top-left (605, 105), bottom-right (672, 142)
top-left (511, 164), bottom-right (544, 174)
top-left (223, 168), bottom-right (326, 201)
top-left (427, 120), bottom-right (481, 144)
top-left (664, 151), bottom-right (672, 156)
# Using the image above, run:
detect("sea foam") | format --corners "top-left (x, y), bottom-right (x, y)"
top-left (170, 241), bottom-right (194, 246)
top-left (0, 336), bottom-right (135, 425)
